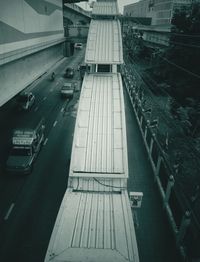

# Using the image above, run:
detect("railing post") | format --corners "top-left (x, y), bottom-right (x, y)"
top-left (156, 155), bottom-right (162, 177)
top-left (144, 122), bottom-right (149, 140)
top-left (176, 211), bottom-right (191, 245)
top-left (149, 135), bottom-right (154, 155)
top-left (140, 114), bottom-right (143, 127)
top-left (165, 175), bottom-right (175, 203)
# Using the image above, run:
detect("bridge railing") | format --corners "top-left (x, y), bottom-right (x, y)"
top-left (121, 63), bottom-right (200, 262)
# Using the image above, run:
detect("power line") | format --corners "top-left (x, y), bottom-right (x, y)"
top-left (168, 40), bottom-right (200, 48)
top-left (157, 54), bottom-right (200, 79)
top-left (170, 32), bottom-right (200, 38)
top-left (149, 36), bottom-right (200, 48)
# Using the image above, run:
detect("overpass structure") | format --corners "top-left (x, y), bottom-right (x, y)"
top-left (0, 0), bottom-right (90, 107)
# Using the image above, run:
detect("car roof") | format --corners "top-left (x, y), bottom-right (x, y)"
top-left (63, 82), bottom-right (73, 87)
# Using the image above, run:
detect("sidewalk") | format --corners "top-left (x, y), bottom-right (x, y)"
top-left (124, 88), bottom-right (182, 262)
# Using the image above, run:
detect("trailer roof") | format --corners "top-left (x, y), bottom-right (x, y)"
top-left (69, 73), bottom-right (128, 178)
top-left (45, 190), bottom-right (139, 262)
top-left (85, 20), bottom-right (123, 64)
top-left (92, 1), bottom-right (119, 16)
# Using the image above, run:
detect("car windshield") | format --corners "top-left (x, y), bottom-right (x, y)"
top-left (62, 84), bottom-right (72, 90)
top-left (18, 95), bottom-right (28, 102)
top-left (66, 68), bottom-right (73, 72)
top-left (11, 147), bottom-right (31, 156)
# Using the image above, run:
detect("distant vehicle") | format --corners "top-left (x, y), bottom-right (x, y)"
top-left (61, 82), bottom-right (74, 98)
top-left (17, 92), bottom-right (35, 110)
top-left (78, 63), bottom-right (90, 80)
top-left (6, 118), bottom-right (45, 174)
top-left (74, 43), bottom-right (83, 49)
top-left (51, 72), bottom-right (55, 81)
top-left (65, 67), bottom-right (74, 78)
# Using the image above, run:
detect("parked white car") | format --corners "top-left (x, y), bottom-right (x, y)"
top-left (74, 43), bottom-right (83, 49)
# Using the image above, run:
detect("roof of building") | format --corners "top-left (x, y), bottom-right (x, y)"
top-left (44, 190), bottom-right (139, 262)
top-left (92, 0), bottom-right (119, 16)
top-left (85, 19), bottom-right (123, 64)
top-left (69, 73), bottom-right (128, 179)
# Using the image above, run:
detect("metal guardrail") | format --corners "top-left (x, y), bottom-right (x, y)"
top-left (121, 64), bottom-right (200, 262)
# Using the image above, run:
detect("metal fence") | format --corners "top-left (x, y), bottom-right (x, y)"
top-left (121, 63), bottom-right (200, 262)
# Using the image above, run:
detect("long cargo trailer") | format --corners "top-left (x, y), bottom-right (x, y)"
top-left (68, 73), bottom-right (128, 192)
top-left (44, 190), bottom-right (139, 262)
top-left (85, 19), bottom-right (123, 65)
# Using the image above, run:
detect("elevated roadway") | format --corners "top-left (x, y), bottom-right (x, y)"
top-left (0, 0), bottom-right (90, 108)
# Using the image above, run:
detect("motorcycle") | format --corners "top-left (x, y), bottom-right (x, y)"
top-left (51, 72), bottom-right (55, 81)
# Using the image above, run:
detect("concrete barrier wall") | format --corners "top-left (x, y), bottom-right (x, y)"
top-left (0, 43), bottom-right (63, 106)
top-left (67, 26), bottom-right (89, 38)
top-left (0, 0), bottom-right (64, 47)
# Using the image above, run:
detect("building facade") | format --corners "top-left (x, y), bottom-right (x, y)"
top-left (123, 0), bottom-right (191, 26)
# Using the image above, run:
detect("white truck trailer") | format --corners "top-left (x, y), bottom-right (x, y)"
top-left (67, 73), bottom-right (129, 192)
top-left (44, 190), bottom-right (139, 262)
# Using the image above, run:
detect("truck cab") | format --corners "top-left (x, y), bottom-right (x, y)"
top-left (6, 118), bottom-right (45, 174)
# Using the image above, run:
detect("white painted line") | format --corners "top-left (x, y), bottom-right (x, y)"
top-left (53, 120), bottom-right (58, 127)
top-left (43, 138), bottom-right (48, 145)
top-left (61, 108), bottom-right (64, 113)
top-left (43, 97), bottom-right (47, 101)
top-left (34, 106), bottom-right (39, 112)
top-left (4, 203), bottom-right (15, 220)
top-left (50, 89), bottom-right (53, 92)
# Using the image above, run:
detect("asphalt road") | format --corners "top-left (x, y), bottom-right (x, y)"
top-left (0, 48), bottom-right (85, 262)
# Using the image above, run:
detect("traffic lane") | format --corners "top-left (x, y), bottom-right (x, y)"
top-left (124, 88), bottom-right (181, 262)
top-left (0, 51), bottom-right (83, 244)
top-left (0, 52), bottom-right (83, 196)
top-left (0, 93), bottom-right (78, 262)
top-left (0, 83), bottom-right (65, 217)
top-left (0, 48), bottom-right (85, 160)
top-left (0, 86), bottom-right (75, 224)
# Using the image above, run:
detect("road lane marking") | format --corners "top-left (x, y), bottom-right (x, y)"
top-left (61, 108), bottom-right (64, 113)
top-left (50, 88), bottom-right (53, 92)
top-left (43, 97), bottom-right (47, 101)
top-left (34, 106), bottom-right (39, 112)
top-left (53, 121), bottom-right (57, 127)
top-left (43, 138), bottom-right (48, 145)
top-left (4, 203), bottom-right (15, 220)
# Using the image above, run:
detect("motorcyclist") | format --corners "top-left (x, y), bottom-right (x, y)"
top-left (51, 72), bottom-right (55, 80)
